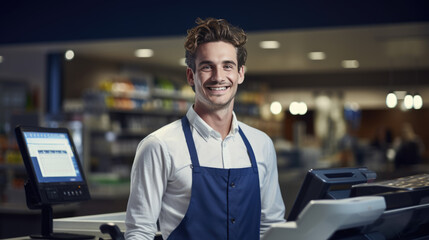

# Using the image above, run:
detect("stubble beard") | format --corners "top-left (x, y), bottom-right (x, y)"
top-left (196, 89), bottom-right (237, 113)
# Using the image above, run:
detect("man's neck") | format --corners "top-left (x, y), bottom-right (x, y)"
top-left (193, 105), bottom-right (233, 140)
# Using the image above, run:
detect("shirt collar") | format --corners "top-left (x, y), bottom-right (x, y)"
top-left (186, 107), bottom-right (239, 141)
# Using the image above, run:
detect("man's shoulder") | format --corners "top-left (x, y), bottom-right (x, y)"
top-left (237, 121), bottom-right (272, 144)
top-left (145, 119), bottom-right (184, 145)
top-left (152, 118), bottom-right (182, 134)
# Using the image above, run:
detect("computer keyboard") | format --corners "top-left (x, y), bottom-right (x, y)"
top-left (372, 174), bottom-right (429, 190)
top-left (351, 173), bottom-right (429, 210)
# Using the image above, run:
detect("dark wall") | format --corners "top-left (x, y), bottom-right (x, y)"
top-left (246, 69), bottom-right (429, 90)
top-left (2, 1), bottom-right (429, 45)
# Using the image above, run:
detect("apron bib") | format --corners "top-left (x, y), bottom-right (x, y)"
top-left (167, 117), bottom-right (261, 239)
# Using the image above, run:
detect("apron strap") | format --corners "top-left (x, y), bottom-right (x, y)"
top-left (182, 116), bottom-right (257, 173)
top-left (181, 117), bottom-right (201, 172)
top-left (238, 127), bottom-right (258, 173)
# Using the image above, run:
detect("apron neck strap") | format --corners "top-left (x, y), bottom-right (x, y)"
top-left (182, 116), bottom-right (258, 173)
top-left (238, 127), bottom-right (258, 173)
top-left (182, 117), bottom-right (201, 172)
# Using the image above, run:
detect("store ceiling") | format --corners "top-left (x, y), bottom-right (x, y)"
top-left (3, 22), bottom-right (429, 74)
top-left (2, 2), bottom-right (429, 74)
top-left (1, 2), bottom-right (429, 109)
top-left (55, 23), bottom-right (429, 74)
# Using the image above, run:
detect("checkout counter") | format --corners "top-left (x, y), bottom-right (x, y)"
top-left (10, 126), bottom-right (429, 240)
top-left (6, 169), bottom-right (429, 240)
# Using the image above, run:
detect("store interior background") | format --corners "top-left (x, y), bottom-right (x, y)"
top-left (1, 1), bottom-right (429, 238)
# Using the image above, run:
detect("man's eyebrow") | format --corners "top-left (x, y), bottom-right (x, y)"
top-left (198, 60), bottom-right (237, 66)
top-left (222, 60), bottom-right (237, 66)
top-left (198, 60), bottom-right (214, 66)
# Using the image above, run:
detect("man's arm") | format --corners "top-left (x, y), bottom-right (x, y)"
top-left (259, 138), bottom-right (286, 237)
top-left (125, 135), bottom-right (169, 240)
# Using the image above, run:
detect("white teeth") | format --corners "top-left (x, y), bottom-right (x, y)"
top-left (209, 87), bottom-right (227, 90)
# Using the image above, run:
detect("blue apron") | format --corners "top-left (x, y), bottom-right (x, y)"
top-left (167, 117), bottom-right (261, 240)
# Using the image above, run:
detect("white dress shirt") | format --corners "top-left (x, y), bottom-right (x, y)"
top-left (125, 107), bottom-right (285, 240)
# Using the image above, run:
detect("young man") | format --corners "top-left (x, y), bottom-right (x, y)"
top-left (125, 18), bottom-right (285, 240)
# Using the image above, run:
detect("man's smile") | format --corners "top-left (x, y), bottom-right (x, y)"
top-left (207, 86), bottom-right (229, 91)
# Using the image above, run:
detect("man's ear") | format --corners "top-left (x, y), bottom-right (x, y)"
top-left (238, 65), bottom-right (245, 85)
top-left (186, 68), bottom-right (195, 87)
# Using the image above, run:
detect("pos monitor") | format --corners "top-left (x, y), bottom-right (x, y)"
top-left (15, 126), bottom-right (93, 239)
top-left (287, 167), bottom-right (376, 221)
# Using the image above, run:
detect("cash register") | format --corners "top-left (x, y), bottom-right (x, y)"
top-left (263, 167), bottom-right (429, 240)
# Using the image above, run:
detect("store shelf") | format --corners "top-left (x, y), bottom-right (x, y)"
top-left (81, 77), bottom-right (193, 186)
top-left (88, 173), bottom-right (130, 199)
top-left (0, 163), bottom-right (25, 171)
top-left (0, 81), bottom-right (40, 205)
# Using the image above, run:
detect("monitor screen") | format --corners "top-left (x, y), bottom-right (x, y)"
top-left (15, 126), bottom-right (90, 206)
top-left (287, 167), bottom-right (376, 221)
top-left (22, 131), bottom-right (84, 183)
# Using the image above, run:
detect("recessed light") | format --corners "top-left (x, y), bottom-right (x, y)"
top-left (270, 101), bottom-right (282, 115)
top-left (308, 52), bottom-right (326, 60)
top-left (414, 94), bottom-right (423, 109)
top-left (404, 94), bottom-right (414, 109)
top-left (341, 60), bottom-right (359, 68)
top-left (259, 41), bottom-right (280, 49)
top-left (65, 50), bottom-right (74, 60)
top-left (386, 92), bottom-right (397, 108)
top-left (135, 49), bottom-right (154, 58)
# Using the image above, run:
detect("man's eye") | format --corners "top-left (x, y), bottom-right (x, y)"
top-left (224, 65), bottom-right (234, 70)
top-left (201, 65), bottom-right (212, 71)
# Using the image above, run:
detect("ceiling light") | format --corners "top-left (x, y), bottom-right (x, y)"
top-left (0, 56), bottom-right (3, 63)
top-left (386, 92), bottom-right (397, 108)
top-left (297, 102), bottom-right (308, 115)
top-left (308, 52), bottom-right (326, 60)
top-left (259, 41), bottom-right (280, 49)
top-left (270, 101), bottom-right (282, 115)
top-left (135, 49), bottom-right (154, 58)
top-left (413, 94), bottom-right (423, 109)
top-left (64, 50), bottom-right (74, 60)
top-left (289, 101), bottom-right (307, 115)
top-left (341, 60), bottom-right (359, 68)
top-left (403, 93), bottom-right (414, 109)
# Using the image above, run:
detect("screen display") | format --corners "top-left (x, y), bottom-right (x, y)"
top-left (22, 131), bottom-right (84, 183)
top-left (287, 167), bottom-right (375, 221)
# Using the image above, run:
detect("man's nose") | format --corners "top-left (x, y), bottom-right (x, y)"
top-left (212, 67), bottom-right (224, 81)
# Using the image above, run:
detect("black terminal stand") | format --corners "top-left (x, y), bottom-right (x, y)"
top-left (24, 181), bottom-right (94, 239)
top-left (100, 223), bottom-right (125, 240)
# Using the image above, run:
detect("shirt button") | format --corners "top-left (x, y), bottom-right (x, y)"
top-left (230, 182), bottom-right (236, 188)
top-left (231, 218), bottom-right (236, 224)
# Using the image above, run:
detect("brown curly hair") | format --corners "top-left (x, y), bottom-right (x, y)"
top-left (184, 18), bottom-right (247, 72)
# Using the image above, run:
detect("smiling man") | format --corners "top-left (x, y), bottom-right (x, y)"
top-left (125, 18), bottom-right (285, 240)
top-left (188, 41), bottom-right (244, 139)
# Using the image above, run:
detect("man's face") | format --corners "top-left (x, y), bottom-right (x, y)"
top-left (187, 41), bottom-right (245, 113)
